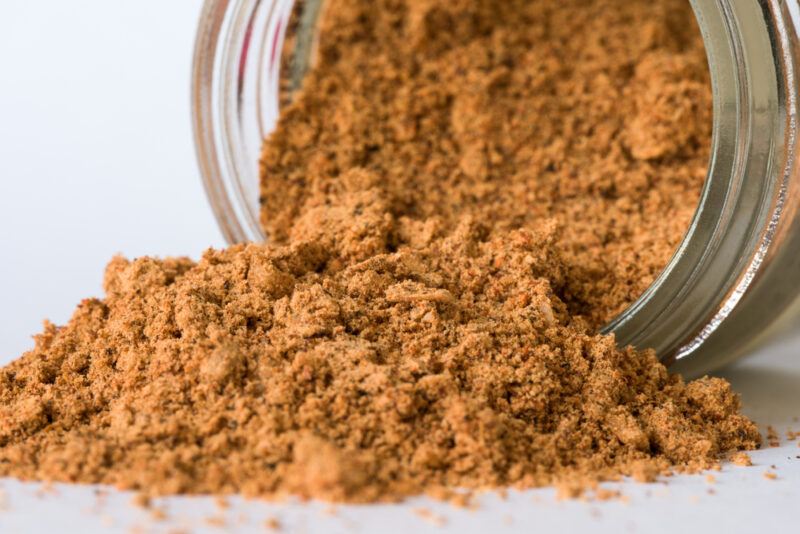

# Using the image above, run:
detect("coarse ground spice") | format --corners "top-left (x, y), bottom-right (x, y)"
top-left (0, 223), bottom-right (760, 501)
top-left (0, 0), bottom-right (760, 503)
top-left (261, 0), bottom-right (712, 326)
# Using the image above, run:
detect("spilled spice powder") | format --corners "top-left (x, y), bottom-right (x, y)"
top-left (0, 0), bottom-right (759, 504)
top-left (730, 452), bottom-right (753, 467)
top-left (0, 224), bottom-right (759, 501)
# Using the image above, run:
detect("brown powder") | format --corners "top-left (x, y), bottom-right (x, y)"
top-left (767, 426), bottom-right (780, 447)
top-left (730, 452), bottom-right (753, 467)
top-left (414, 507), bottom-right (447, 527)
top-left (264, 517), bottom-right (281, 531)
top-left (261, 0), bottom-right (711, 325)
top-left (0, 0), bottom-right (760, 504)
top-left (0, 222), bottom-right (758, 501)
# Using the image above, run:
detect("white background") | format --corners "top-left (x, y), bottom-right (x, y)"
top-left (0, 1), bottom-right (798, 533)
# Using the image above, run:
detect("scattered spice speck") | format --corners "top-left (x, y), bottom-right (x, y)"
top-left (131, 494), bottom-right (151, 509)
top-left (730, 452), bottom-right (753, 467)
top-left (414, 508), bottom-right (447, 527)
top-left (205, 515), bottom-right (226, 528)
top-left (767, 426), bottom-right (781, 447)
top-left (593, 488), bottom-right (623, 501)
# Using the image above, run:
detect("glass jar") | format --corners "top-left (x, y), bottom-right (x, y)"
top-left (191, 0), bottom-right (800, 378)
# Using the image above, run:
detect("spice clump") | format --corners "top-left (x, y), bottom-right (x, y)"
top-left (0, 0), bottom-right (760, 503)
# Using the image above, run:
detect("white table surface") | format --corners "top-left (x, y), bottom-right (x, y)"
top-left (0, 2), bottom-right (798, 533)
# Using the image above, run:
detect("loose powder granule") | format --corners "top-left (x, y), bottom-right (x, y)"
top-left (731, 452), bottom-right (753, 467)
top-left (0, 0), bottom-right (760, 504)
top-left (767, 426), bottom-right (780, 447)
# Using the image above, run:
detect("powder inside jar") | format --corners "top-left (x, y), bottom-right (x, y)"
top-left (261, 0), bottom-right (712, 326)
top-left (0, 0), bottom-right (760, 504)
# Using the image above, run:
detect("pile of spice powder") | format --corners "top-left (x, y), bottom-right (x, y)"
top-left (0, 0), bottom-right (760, 503)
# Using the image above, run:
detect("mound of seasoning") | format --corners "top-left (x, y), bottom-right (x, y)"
top-left (0, 0), bottom-right (759, 503)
